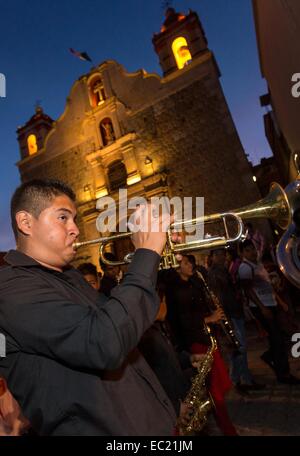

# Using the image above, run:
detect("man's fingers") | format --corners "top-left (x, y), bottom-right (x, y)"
top-left (160, 212), bottom-right (173, 232)
top-left (130, 203), bottom-right (173, 233)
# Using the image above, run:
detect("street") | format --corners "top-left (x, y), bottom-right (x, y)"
top-left (211, 314), bottom-right (300, 436)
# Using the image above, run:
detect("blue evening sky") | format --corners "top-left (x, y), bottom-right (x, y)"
top-left (0, 0), bottom-right (271, 250)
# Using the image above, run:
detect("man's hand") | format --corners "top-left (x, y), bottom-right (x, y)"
top-left (130, 204), bottom-right (173, 256)
top-left (190, 353), bottom-right (205, 368)
top-left (205, 308), bottom-right (225, 324)
top-left (178, 401), bottom-right (193, 432)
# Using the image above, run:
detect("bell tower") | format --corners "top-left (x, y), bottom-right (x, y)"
top-left (17, 105), bottom-right (54, 161)
top-left (152, 8), bottom-right (209, 76)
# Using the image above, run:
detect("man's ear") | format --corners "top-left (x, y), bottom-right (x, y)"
top-left (15, 211), bottom-right (34, 236)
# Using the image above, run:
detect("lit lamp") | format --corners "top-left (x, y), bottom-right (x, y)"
top-left (144, 155), bottom-right (153, 165)
top-left (83, 184), bottom-right (92, 203)
top-left (144, 155), bottom-right (154, 175)
top-left (294, 152), bottom-right (300, 174)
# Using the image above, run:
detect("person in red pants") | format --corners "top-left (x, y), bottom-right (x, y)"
top-left (0, 377), bottom-right (29, 436)
top-left (190, 342), bottom-right (237, 436)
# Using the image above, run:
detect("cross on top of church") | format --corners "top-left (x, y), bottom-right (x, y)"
top-left (35, 99), bottom-right (43, 114)
top-left (162, 0), bottom-right (173, 10)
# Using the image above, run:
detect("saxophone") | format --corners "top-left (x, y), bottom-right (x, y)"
top-left (196, 271), bottom-right (241, 351)
top-left (179, 324), bottom-right (216, 435)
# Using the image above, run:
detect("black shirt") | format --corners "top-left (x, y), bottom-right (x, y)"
top-left (165, 272), bottom-right (210, 350)
top-left (139, 321), bottom-right (191, 414)
top-left (208, 264), bottom-right (244, 319)
top-left (100, 274), bottom-right (118, 297)
top-left (0, 249), bottom-right (176, 435)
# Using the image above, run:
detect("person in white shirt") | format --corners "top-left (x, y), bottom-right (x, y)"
top-left (238, 240), bottom-right (300, 385)
top-left (245, 222), bottom-right (265, 260)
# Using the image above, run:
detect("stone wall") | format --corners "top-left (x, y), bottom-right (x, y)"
top-left (130, 77), bottom-right (259, 214)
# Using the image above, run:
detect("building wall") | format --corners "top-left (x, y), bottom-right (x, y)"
top-left (253, 0), bottom-right (300, 180)
top-left (253, 157), bottom-right (281, 197)
top-left (17, 51), bottom-right (260, 265)
top-left (130, 75), bottom-right (256, 213)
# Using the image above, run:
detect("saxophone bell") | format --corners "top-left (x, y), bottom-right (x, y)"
top-left (179, 325), bottom-right (216, 435)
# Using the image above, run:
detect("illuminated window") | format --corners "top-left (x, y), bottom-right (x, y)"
top-left (27, 134), bottom-right (38, 155)
top-left (172, 37), bottom-right (192, 70)
top-left (89, 77), bottom-right (106, 107)
top-left (100, 118), bottom-right (115, 146)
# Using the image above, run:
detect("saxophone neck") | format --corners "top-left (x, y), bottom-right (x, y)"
top-left (196, 270), bottom-right (219, 309)
top-left (205, 324), bottom-right (217, 351)
top-left (210, 291), bottom-right (220, 308)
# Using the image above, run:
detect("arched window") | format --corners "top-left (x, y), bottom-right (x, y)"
top-left (100, 118), bottom-right (116, 146)
top-left (27, 134), bottom-right (38, 155)
top-left (89, 77), bottom-right (106, 107)
top-left (107, 160), bottom-right (127, 191)
top-left (172, 37), bottom-right (192, 69)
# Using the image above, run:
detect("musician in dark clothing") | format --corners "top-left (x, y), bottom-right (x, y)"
top-left (163, 255), bottom-right (237, 436)
top-left (139, 283), bottom-right (203, 416)
top-left (207, 249), bottom-right (264, 393)
top-left (163, 257), bottom-right (222, 351)
top-left (0, 179), bottom-right (176, 436)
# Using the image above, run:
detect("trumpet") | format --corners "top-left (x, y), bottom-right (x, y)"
top-left (74, 179), bottom-right (300, 288)
top-left (74, 212), bottom-right (244, 269)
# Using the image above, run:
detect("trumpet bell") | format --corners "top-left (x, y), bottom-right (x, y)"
top-left (235, 182), bottom-right (291, 230)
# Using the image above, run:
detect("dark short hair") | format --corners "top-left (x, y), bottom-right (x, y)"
top-left (226, 247), bottom-right (239, 261)
top-left (182, 254), bottom-right (196, 265)
top-left (239, 239), bottom-right (255, 252)
top-left (11, 179), bottom-right (76, 239)
top-left (211, 248), bottom-right (226, 256)
top-left (100, 252), bottom-right (117, 270)
top-left (77, 262), bottom-right (98, 278)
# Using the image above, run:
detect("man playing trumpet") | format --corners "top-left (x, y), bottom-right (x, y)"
top-left (0, 179), bottom-right (177, 435)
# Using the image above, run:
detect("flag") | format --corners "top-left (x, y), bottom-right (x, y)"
top-left (69, 48), bottom-right (92, 62)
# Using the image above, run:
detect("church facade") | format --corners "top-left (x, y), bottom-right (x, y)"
top-left (16, 8), bottom-right (259, 266)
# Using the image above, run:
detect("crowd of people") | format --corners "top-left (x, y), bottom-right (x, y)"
top-left (0, 179), bottom-right (299, 436)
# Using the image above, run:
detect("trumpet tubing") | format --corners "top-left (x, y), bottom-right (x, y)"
top-left (74, 178), bottom-right (300, 288)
